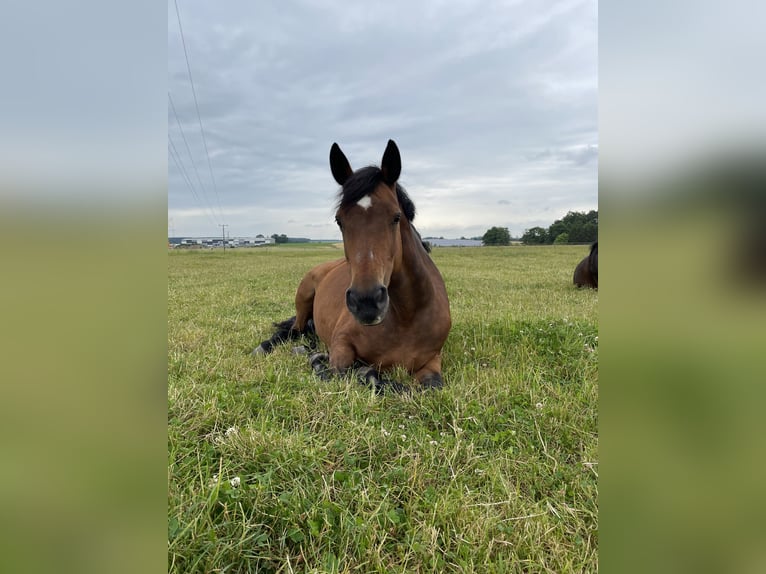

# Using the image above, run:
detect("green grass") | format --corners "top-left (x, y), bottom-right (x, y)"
top-left (168, 245), bottom-right (598, 573)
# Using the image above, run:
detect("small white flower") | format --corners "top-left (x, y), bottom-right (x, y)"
top-left (225, 426), bottom-right (238, 437)
top-left (230, 476), bottom-right (241, 488)
top-left (535, 402), bottom-right (544, 409)
top-left (440, 432), bottom-right (447, 437)
top-left (400, 434), bottom-right (407, 440)
top-left (429, 440), bottom-right (438, 446)
top-left (398, 424), bottom-right (405, 430)
top-left (382, 430), bottom-right (391, 437)
top-left (407, 415), bottom-right (415, 419)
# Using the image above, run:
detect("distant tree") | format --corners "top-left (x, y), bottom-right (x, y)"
top-left (256, 234), bottom-right (264, 238)
top-left (553, 232), bottom-right (570, 244)
top-left (547, 219), bottom-right (569, 243)
top-left (271, 233), bottom-right (288, 244)
top-left (482, 226), bottom-right (511, 246)
top-left (547, 210), bottom-right (598, 244)
top-left (521, 227), bottom-right (548, 245)
top-left (570, 221), bottom-right (597, 243)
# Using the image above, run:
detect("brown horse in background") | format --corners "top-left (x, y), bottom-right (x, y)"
top-left (573, 241), bottom-right (598, 288)
top-left (254, 140), bottom-right (451, 393)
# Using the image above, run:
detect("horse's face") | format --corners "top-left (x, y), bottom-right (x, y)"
top-left (335, 184), bottom-right (403, 325)
top-left (330, 140), bottom-right (403, 326)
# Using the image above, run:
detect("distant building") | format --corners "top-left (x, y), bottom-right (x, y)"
top-left (170, 236), bottom-right (275, 248)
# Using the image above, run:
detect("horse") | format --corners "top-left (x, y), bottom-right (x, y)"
top-left (573, 241), bottom-right (598, 288)
top-left (254, 140), bottom-right (451, 393)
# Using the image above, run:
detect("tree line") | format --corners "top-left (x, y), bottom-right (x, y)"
top-left (522, 210), bottom-right (598, 244)
top-left (482, 210), bottom-right (598, 246)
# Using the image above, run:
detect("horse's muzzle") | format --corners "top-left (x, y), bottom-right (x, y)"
top-left (346, 285), bottom-right (389, 325)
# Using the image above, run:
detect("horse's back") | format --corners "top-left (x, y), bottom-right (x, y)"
top-left (304, 258), bottom-right (346, 286)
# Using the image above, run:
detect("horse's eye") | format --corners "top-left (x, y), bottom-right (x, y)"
top-left (335, 216), bottom-right (343, 230)
top-left (393, 213), bottom-right (402, 224)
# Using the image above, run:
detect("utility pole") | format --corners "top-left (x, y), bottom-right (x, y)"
top-left (219, 224), bottom-right (228, 252)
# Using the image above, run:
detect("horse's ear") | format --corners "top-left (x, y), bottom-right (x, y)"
top-left (381, 139), bottom-right (401, 186)
top-left (330, 143), bottom-right (353, 186)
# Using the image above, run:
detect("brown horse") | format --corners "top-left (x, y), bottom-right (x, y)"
top-left (254, 140), bottom-right (451, 393)
top-left (573, 241), bottom-right (598, 288)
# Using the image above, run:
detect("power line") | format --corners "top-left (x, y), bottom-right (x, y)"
top-left (168, 92), bottom-right (219, 219)
top-left (169, 138), bottom-right (217, 228)
top-left (168, 137), bottom-right (200, 206)
top-left (172, 0), bottom-right (224, 221)
top-left (168, 136), bottom-right (220, 227)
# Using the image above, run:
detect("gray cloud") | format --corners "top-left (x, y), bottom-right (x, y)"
top-left (169, 0), bottom-right (597, 239)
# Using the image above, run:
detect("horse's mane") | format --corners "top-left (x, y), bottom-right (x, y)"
top-left (337, 166), bottom-right (416, 222)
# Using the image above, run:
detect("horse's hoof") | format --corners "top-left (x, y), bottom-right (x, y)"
top-left (309, 352), bottom-right (328, 366)
top-left (385, 380), bottom-right (408, 394)
top-left (357, 366), bottom-right (378, 383)
top-left (420, 374), bottom-right (444, 390)
top-left (356, 367), bottom-right (407, 395)
top-left (356, 367), bottom-right (386, 394)
top-left (309, 353), bottom-right (332, 380)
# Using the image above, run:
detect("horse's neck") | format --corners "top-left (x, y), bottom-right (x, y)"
top-left (389, 222), bottom-right (435, 306)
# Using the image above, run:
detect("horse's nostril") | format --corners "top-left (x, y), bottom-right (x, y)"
top-left (375, 286), bottom-right (388, 304)
top-left (346, 285), bottom-right (388, 324)
top-left (346, 288), bottom-right (357, 311)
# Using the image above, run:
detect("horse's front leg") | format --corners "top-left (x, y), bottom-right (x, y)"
top-left (414, 354), bottom-right (445, 390)
top-left (308, 337), bottom-right (356, 381)
top-left (355, 365), bottom-right (406, 395)
top-left (309, 352), bottom-right (333, 380)
top-left (310, 351), bottom-right (370, 386)
top-left (329, 338), bottom-right (406, 394)
top-left (310, 340), bottom-right (404, 395)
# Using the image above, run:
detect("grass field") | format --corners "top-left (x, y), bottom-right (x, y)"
top-left (168, 244), bottom-right (598, 573)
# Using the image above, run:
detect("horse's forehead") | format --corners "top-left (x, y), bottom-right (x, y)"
top-left (356, 195), bottom-right (373, 210)
top-left (372, 184), bottom-right (399, 207)
top-left (341, 184), bottom-right (398, 215)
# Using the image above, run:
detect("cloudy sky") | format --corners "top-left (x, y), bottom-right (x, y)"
top-left (168, 0), bottom-right (597, 240)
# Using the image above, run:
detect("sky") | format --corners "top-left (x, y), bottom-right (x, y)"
top-left (168, 0), bottom-right (597, 240)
